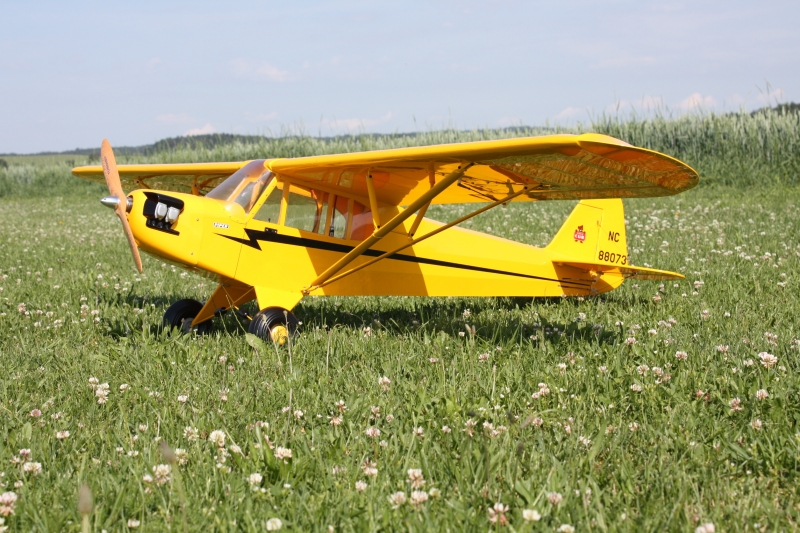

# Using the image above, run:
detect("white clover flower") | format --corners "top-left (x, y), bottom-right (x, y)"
top-left (56, 430), bottom-right (70, 440)
top-left (487, 502), bottom-right (508, 525)
top-left (378, 376), bottom-right (391, 391)
top-left (388, 491), bottom-right (406, 508)
top-left (95, 383), bottom-right (110, 404)
top-left (355, 480), bottom-right (367, 492)
top-left (183, 426), bottom-right (199, 442)
top-left (756, 389), bottom-right (769, 400)
top-left (675, 350), bottom-right (688, 361)
top-left (177, 395), bottom-right (188, 403)
top-left (152, 464), bottom-right (171, 485)
top-left (22, 462), bottom-right (42, 476)
top-left (365, 427), bottom-right (380, 438)
top-left (522, 509), bottom-right (541, 521)
top-left (558, 525), bottom-right (575, 533)
top-left (695, 523), bottom-right (715, 533)
top-left (208, 430), bottom-right (226, 448)
top-left (759, 352), bottom-right (778, 368)
top-left (266, 517), bottom-right (283, 531)
top-left (127, 518), bottom-right (140, 528)
top-left (409, 490), bottom-right (429, 506)
top-left (407, 468), bottom-right (425, 489)
top-left (248, 473), bottom-right (263, 489)
top-left (547, 492), bottom-right (563, 505)
top-left (174, 449), bottom-right (189, 466)
top-left (729, 398), bottom-right (743, 412)
top-left (274, 447), bottom-right (292, 461)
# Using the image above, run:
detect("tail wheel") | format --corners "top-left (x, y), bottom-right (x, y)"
top-left (163, 299), bottom-right (212, 334)
top-left (248, 307), bottom-right (298, 345)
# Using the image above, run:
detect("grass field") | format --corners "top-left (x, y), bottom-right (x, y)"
top-left (1, 177), bottom-right (799, 531)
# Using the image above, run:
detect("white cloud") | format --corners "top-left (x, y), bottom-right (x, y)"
top-left (231, 59), bottom-right (289, 82)
top-left (184, 123), bottom-right (215, 136)
top-left (755, 87), bottom-right (784, 106)
top-left (156, 113), bottom-right (192, 124)
top-left (147, 57), bottom-right (162, 70)
top-left (675, 92), bottom-right (717, 111)
top-left (554, 107), bottom-right (583, 120)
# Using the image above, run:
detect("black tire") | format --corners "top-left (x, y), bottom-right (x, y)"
top-left (248, 307), bottom-right (298, 344)
top-left (163, 299), bottom-right (212, 334)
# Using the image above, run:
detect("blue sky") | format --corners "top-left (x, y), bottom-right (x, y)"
top-left (1, 0), bottom-right (798, 153)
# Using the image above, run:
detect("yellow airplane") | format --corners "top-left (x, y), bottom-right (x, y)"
top-left (72, 134), bottom-right (698, 342)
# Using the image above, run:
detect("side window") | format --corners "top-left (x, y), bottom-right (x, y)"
top-left (330, 196), bottom-right (348, 238)
top-left (251, 182), bottom-right (371, 240)
top-left (317, 194), bottom-right (349, 238)
top-left (349, 202), bottom-right (374, 240)
top-left (285, 187), bottom-right (321, 232)
top-left (252, 182), bottom-right (284, 224)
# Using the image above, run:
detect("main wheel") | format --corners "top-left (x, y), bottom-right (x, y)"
top-left (163, 299), bottom-right (212, 334)
top-left (248, 307), bottom-right (298, 344)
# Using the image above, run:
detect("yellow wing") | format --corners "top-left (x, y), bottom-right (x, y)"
top-left (71, 133), bottom-right (698, 204)
top-left (269, 133), bottom-right (698, 206)
top-left (71, 162), bottom-right (248, 195)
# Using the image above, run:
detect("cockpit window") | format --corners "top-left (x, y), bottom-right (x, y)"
top-left (206, 159), bottom-right (273, 213)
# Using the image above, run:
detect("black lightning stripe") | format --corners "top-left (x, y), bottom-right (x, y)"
top-left (218, 229), bottom-right (592, 289)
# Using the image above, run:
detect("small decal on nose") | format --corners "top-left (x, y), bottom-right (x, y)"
top-left (213, 222), bottom-right (229, 229)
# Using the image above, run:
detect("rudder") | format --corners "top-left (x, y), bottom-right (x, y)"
top-left (547, 199), bottom-right (629, 266)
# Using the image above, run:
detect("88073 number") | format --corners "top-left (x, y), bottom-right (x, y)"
top-left (598, 250), bottom-right (627, 264)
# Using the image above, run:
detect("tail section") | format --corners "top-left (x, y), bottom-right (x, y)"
top-left (548, 199), bottom-right (682, 281)
top-left (547, 199), bottom-right (628, 265)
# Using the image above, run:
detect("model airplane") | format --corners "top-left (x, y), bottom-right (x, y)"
top-left (72, 134), bottom-right (698, 343)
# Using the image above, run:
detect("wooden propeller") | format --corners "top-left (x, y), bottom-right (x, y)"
top-left (100, 139), bottom-right (143, 273)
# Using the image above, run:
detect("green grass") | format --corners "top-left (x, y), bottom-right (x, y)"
top-left (1, 183), bottom-right (799, 531)
top-left (1, 107), bottom-right (799, 199)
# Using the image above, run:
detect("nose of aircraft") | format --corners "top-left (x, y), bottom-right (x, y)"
top-left (126, 190), bottom-right (204, 268)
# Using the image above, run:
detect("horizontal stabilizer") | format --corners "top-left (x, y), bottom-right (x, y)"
top-left (556, 261), bottom-right (684, 281)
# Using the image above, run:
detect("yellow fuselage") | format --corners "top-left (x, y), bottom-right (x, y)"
top-left (127, 189), bottom-right (622, 314)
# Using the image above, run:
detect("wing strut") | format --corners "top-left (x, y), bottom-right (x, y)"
top-left (306, 182), bottom-right (531, 293)
top-left (304, 163), bottom-right (474, 292)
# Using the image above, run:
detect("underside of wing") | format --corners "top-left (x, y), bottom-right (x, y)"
top-left (268, 133), bottom-right (699, 207)
top-left (71, 162), bottom-right (248, 195)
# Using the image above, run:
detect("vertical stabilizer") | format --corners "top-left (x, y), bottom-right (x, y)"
top-left (547, 199), bottom-right (628, 265)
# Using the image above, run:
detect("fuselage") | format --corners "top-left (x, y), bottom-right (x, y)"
top-left (126, 186), bottom-right (619, 311)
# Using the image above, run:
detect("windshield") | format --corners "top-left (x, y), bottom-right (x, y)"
top-left (206, 159), bottom-right (274, 213)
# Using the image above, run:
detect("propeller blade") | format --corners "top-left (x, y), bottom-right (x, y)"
top-left (101, 139), bottom-right (143, 273)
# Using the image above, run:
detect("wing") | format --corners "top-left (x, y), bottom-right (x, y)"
top-left (71, 162), bottom-right (248, 195)
top-left (268, 133), bottom-right (698, 206)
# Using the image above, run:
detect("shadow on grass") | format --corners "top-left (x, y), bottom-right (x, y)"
top-left (99, 291), bottom-right (625, 347)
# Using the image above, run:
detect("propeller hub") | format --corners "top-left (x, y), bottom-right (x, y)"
top-left (100, 195), bottom-right (132, 212)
